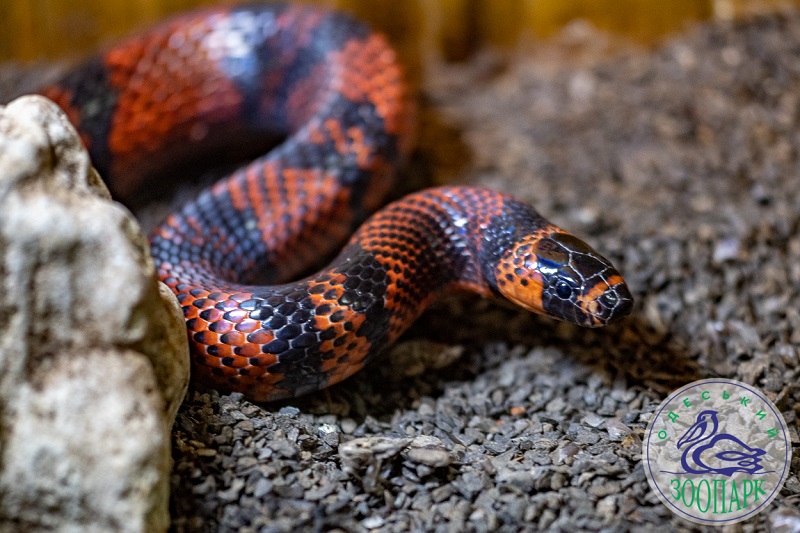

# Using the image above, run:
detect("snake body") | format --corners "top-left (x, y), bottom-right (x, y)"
top-left (41, 4), bottom-right (633, 401)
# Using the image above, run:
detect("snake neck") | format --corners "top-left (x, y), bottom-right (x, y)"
top-left (335, 186), bottom-right (542, 333)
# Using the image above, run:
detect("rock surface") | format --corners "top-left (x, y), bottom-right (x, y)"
top-left (0, 96), bottom-right (189, 532)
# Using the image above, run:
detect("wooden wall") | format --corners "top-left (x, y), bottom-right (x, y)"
top-left (2, 0), bottom-right (797, 66)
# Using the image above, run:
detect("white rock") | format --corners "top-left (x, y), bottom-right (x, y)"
top-left (0, 95), bottom-right (190, 532)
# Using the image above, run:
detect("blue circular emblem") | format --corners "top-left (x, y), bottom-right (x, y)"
top-left (643, 379), bottom-right (791, 525)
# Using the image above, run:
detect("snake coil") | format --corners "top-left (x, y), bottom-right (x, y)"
top-left (42, 4), bottom-right (633, 401)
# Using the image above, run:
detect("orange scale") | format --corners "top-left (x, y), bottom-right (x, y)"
top-left (319, 339), bottom-right (338, 354)
top-left (323, 357), bottom-right (364, 385)
top-left (193, 330), bottom-right (218, 345)
top-left (234, 320), bottom-right (260, 333)
top-left (254, 371), bottom-right (283, 386)
top-left (225, 357), bottom-right (249, 369)
top-left (212, 344), bottom-right (233, 357)
top-left (314, 315), bottom-right (333, 330)
top-left (217, 366), bottom-right (238, 378)
top-left (245, 329), bottom-right (272, 344)
top-left (243, 365), bottom-right (267, 377)
top-left (196, 353), bottom-right (218, 367)
top-left (190, 317), bottom-right (209, 331)
top-left (220, 330), bottom-right (245, 346)
top-left (234, 343), bottom-right (261, 358)
top-left (319, 355), bottom-right (340, 374)
top-left (210, 320), bottom-right (232, 334)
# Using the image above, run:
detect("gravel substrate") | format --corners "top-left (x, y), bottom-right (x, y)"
top-left (4, 9), bottom-right (800, 533)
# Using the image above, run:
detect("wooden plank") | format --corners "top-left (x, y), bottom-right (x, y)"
top-left (2, 0), bottom-right (796, 63)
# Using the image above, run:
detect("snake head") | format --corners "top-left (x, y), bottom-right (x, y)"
top-left (494, 229), bottom-right (633, 327)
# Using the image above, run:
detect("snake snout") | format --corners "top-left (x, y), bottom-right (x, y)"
top-left (586, 278), bottom-right (633, 326)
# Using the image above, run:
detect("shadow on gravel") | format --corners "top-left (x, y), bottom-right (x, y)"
top-left (266, 295), bottom-right (703, 421)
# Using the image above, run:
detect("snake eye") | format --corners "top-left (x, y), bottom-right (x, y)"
top-left (555, 280), bottom-right (573, 299)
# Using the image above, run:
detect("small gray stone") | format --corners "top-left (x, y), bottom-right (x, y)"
top-left (402, 436), bottom-right (451, 468)
top-left (770, 506), bottom-right (800, 533)
top-left (362, 515), bottom-right (385, 529)
top-left (605, 419), bottom-right (631, 440)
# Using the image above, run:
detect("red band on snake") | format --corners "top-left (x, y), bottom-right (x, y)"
top-left (40, 4), bottom-right (633, 401)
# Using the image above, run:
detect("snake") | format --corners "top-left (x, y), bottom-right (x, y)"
top-left (40, 3), bottom-right (633, 401)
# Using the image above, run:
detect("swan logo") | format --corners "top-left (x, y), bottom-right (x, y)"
top-left (643, 379), bottom-right (791, 525)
